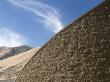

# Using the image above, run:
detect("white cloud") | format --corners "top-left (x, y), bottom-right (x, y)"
top-left (7, 0), bottom-right (63, 33)
top-left (0, 28), bottom-right (27, 47)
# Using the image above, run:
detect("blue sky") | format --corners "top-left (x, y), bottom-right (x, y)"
top-left (0, 0), bottom-right (103, 47)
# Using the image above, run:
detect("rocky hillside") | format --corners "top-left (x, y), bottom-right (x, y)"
top-left (0, 45), bottom-right (32, 60)
top-left (0, 48), bottom-right (39, 80)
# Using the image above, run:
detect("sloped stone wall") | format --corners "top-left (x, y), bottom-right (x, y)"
top-left (16, 0), bottom-right (110, 82)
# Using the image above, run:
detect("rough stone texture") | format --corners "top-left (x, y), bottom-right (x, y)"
top-left (16, 0), bottom-right (110, 82)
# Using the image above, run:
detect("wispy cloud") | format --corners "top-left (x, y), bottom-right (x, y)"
top-left (0, 28), bottom-right (27, 47)
top-left (7, 0), bottom-right (63, 33)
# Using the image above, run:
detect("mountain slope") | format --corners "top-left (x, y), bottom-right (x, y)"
top-left (0, 48), bottom-right (39, 80)
top-left (0, 45), bottom-right (32, 60)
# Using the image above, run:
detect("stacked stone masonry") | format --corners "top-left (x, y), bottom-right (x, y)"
top-left (16, 0), bottom-right (110, 82)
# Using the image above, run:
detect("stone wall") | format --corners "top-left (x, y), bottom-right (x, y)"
top-left (16, 0), bottom-right (110, 82)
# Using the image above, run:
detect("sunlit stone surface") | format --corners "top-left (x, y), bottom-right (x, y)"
top-left (15, 0), bottom-right (110, 82)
